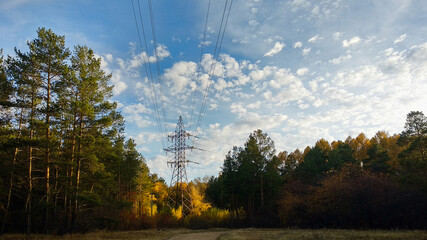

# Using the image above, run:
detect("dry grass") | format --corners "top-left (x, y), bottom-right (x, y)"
top-left (0, 229), bottom-right (177, 240)
top-left (1, 229), bottom-right (426, 240)
top-left (217, 229), bottom-right (427, 240)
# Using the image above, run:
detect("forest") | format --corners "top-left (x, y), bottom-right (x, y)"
top-left (0, 28), bottom-right (426, 235)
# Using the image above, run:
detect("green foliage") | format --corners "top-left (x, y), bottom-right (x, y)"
top-left (206, 130), bottom-right (282, 226)
top-left (328, 142), bottom-right (355, 171)
top-left (0, 28), bottom-right (156, 234)
top-left (397, 112), bottom-right (427, 193)
top-left (207, 111), bottom-right (426, 229)
top-left (365, 143), bottom-right (391, 173)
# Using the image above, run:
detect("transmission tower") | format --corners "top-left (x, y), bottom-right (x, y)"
top-left (164, 116), bottom-right (197, 216)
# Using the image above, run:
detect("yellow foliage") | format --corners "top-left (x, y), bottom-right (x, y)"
top-left (189, 184), bottom-right (211, 215)
top-left (172, 206), bottom-right (183, 219)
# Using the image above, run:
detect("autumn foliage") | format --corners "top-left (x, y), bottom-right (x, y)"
top-left (206, 112), bottom-right (427, 229)
top-left (0, 28), bottom-right (426, 233)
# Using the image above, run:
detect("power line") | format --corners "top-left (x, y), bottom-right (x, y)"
top-left (192, 135), bottom-right (232, 147)
top-left (137, 0), bottom-right (166, 148)
top-left (148, 0), bottom-right (168, 135)
top-left (188, 0), bottom-right (211, 132)
top-left (131, 0), bottom-right (165, 148)
top-left (186, 0), bottom-right (233, 162)
top-left (196, 0), bottom-right (233, 132)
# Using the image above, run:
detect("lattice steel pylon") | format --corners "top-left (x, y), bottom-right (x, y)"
top-left (163, 116), bottom-right (196, 216)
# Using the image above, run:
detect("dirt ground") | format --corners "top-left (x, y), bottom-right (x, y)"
top-left (168, 231), bottom-right (228, 240)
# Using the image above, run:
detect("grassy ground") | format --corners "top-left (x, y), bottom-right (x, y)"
top-left (0, 229), bottom-right (178, 240)
top-left (218, 229), bottom-right (427, 240)
top-left (1, 229), bottom-right (426, 240)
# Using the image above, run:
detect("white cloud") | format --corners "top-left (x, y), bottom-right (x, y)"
top-left (147, 155), bottom-right (170, 180)
top-left (329, 54), bottom-right (352, 65)
top-left (394, 34), bottom-right (407, 45)
top-left (125, 113), bottom-right (153, 128)
top-left (309, 80), bottom-right (318, 92)
top-left (128, 44), bottom-right (170, 70)
top-left (265, 35), bottom-right (284, 44)
top-left (264, 41), bottom-right (286, 57)
top-left (109, 69), bottom-right (128, 95)
top-left (230, 102), bottom-right (247, 115)
top-left (249, 66), bottom-right (274, 81)
top-left (249, 19), bottom-right (259, 27)
top-left (296, 67), bottom-right (309, 76)
top-left (201, 54), bottom-right (225, 77)
top-left (342, 36), bottom-right (362, 48)
top-left (113, 81), bottom-right (127, 95)
top-left (209, 103), bottom-right (218, 110)
top-left (214, 78), bottom-right (233, 91)
top-left (123, 103), bottom-right (152, 115)
top-left (302, 47), bottom-right (311, 56)
top-left (105, 53), bottom-right (113, 62)
top-left (198, 41), bottom-right (212, 47)
top-left (221, 54), bottom-right (242, 78)
top-left (333, 32), bottom-right (343, 40)
top-left (289, 0), bottom-right (312, 11)
top-left (163, 61), bottom-right (197, 95)
top-left (293, 42), bottom-right (303, 48)
top-left (308, 34), bottom-right (321, 43)
top-left (155, 44), bottom-right (171, 59)
top-left (311, 5), bottom-right (320, 16)
top-left (247, 101), bottom-right (262, 109)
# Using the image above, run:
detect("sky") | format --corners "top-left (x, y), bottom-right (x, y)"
top-left (1, 0), bottom-right (427, 182)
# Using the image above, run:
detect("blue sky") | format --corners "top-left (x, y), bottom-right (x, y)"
top-left (1, 0), bottom-right (427, 181)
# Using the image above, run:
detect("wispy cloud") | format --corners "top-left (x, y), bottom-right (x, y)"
top-left (394, 34), bottom-right (407, 44)
top-left (264, 41), bottom-right (286, 57)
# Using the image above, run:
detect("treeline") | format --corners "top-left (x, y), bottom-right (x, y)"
top-left (206, 112), bottom-right (427, 229)
top-left (0, 28), bottom-right (165, 234)
top-left (1, 27), bottom-right (426, 233)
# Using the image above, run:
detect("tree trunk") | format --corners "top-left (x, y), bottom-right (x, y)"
top-left (26, 94), bottom-right (36, 235)
top-left (260, 174), bottom-right (264, 208)
top-left (66, 104), bottom-right (78, 232)
top-left (72, 113), bottom-right (83, 229)
top-left (44, 69), bottom-right (51, 234)
top-left (1, 107), bottom-right (24, 234)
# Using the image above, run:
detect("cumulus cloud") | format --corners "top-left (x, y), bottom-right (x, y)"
top-left (329, 54), bottom-right (352, 65)
top-left (154, 44), bottom-right (171, 59)
top-left (209, 103), bottom-right (218, 110)
top-left (230, 102), bottom-right (247, 115)
top-left (302, 47), bottom-right (311, 56)
top-left (289, 0), bottom-right (312, 11)
top-left (112, 80), bottom-right (128, 95)
top-left (123, 103), bottom-right (152, 115)
top-left (103, 31), bottom-right (427, 182)
top-left (296, 67), bottom-right (309, 76)
top-left (247, 101), bottom-right (262, 109)
top-left (214, 78), bottom-right (233, 91)
top-left (342, 36), bottom-right (362, 47)
top-left (146, 155), bottom-right (170, 180)
top-left (293, 42), bottom-right (303, 48)
top-left (164, 61), bottom-right (197, 95)
top-left (264, 41), bottom-right (286, 57)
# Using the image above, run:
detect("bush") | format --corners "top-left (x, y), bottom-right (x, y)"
top-left (278, 165), bottom-right (427, 229)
